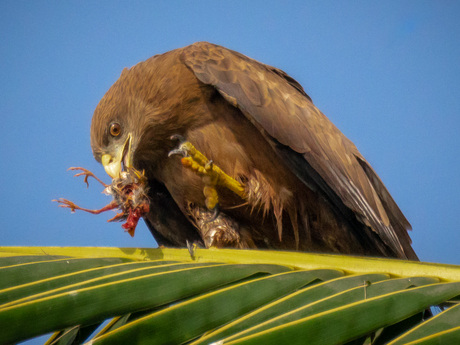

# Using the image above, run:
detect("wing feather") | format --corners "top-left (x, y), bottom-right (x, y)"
top-left (181, 42), bottom-right (414, 259)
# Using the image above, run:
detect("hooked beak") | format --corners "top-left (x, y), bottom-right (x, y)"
top-left (101, 134), bottom-right (133, 179)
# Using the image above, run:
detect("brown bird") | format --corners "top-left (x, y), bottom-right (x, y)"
top-left (90, 42), bottom-right (417, 260)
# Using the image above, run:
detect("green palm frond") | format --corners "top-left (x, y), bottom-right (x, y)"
top-left (0, 246), bottom-right (459, 344)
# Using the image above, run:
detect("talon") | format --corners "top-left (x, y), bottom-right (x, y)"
top-left (208, 204), bottom-right (220, 222)
top-left (168, 135), bottom-right (191, 157)
top-left (168, 148), bottom-right (189, 157)
top-left (170, 134), bottom-right (186, 143)
top-left (205, 160), bottom-right (213, 171)
top-left (186, 240), bottom-right (203, 259)
top-left (52, 198), bottom-right (119, 215)
top-left (67, 167), bottom-right (110, 188)
top-left (168, 137), bottom-right (247, 213)
top-left (186, 240), bottom-right (196, 259)
top-left (52, 198), bottom-right (78, 212)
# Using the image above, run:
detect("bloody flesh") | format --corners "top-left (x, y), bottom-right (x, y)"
top-left (53, 167), bottom-right (150, 237)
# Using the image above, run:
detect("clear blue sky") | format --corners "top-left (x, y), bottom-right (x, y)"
top-left (1, 2), bottom-right (460, 343)
top-left (1, 2), bottom-right (459, 264)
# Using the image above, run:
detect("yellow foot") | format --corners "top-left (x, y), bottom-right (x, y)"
top-left (169, 135), bottom-right (246, 214)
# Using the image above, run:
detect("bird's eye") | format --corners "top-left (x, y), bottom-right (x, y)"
top-left (109, 123), bottom-right (122, 137)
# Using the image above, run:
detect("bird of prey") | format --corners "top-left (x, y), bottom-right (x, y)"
top-left (90, 42), bottom-right (417, 260)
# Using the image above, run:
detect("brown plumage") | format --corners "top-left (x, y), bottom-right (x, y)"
top-left (90, 42), bottom-right (417, 260)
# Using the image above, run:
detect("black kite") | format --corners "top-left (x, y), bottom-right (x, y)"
top-left (90, 42), bottom-right (417, 260)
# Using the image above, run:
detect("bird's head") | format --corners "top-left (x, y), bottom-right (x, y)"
top-left (90, 59), bottom-right (185, 181)
top-left (91, 100), bottom-right (140, 179)
top-left (90, 66), bottom-right (157, 179)
top-left (90, 53), bottom-right (206, 180)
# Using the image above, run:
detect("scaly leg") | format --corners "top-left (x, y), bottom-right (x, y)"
top-left (53, 198), bottom-right (119, 214)
top-left (68, 167), bottom-right (110, 188)
top-left (169, 135), bottom-right (246, 217)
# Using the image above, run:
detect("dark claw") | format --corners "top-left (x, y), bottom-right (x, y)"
top-left (186, 240), bottom-right (196, 260)
top-left (207, 203), bottom-right (220, 223)
top-left (168, 134), bottom-right (189, 157)
top-left (205, 160), bottom-right (213, 171)
top-left (168, 148), bottom-right (188, 157)
top-left (170, 134), bottom-right (186, 143)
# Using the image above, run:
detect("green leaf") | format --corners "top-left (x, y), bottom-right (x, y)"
top-left (194, 273), bottom-right (390, 344)
top-left (91, 269), bottom-right (342, 345)
top-left (45, 324), bottom-right (101, 345)
top-left (0, 257), bottom-right (132, 289)
top-left (219, 276), bottom-right (438, 343)
top-left (401, 326), bottom-right (460, 344)
top-left (389, 303), bottom-right (460, 344)
top-left (372, 312), bottom-right (424, 345)
top-left (224, 282), bottom-right (460, 345)
top-left (0, 255), bottom-right (69, 267)
top-left (1, 247), bottom-right (460, 344)
top-left (0, 263), bottom-right (289, 344)
top-left (0, 262), bottom-right (211, 307)
top-left (93, 315), bottom-right (132, 338)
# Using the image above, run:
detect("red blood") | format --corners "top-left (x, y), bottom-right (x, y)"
top-left (55, 167), bottom-right (150, 237)
top-left (121, 202), bottom-right (150, 237)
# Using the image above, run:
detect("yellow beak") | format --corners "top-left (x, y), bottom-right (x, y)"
top-left (101, 134), bottom-right (133, 179)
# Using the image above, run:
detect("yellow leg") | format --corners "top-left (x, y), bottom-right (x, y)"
top-left (169, 136), bottom-right (246, 211)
